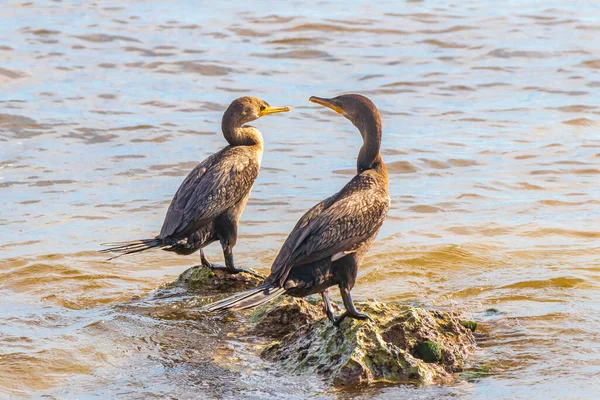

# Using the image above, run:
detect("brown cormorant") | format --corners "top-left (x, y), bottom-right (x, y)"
top-left (101, 96), bottom-right (290, 277)
top-left (203, 94), bottom-right (390, 324)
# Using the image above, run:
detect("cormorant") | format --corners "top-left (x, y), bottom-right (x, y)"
top-left (101, 96), bottom-right (290, 278)
top-left (203, 94), bottom-right (390, 325)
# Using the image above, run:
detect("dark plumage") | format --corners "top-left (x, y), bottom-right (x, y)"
top-left (101, 96), bottom-right (290, 277)
top-left (204, 94), bottom-right (390, 325)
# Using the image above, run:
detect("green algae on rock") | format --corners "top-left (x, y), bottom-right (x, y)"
top-left (460, 320), bottom-right (478, 332)
top-left (415, 340), bottom-right (443, 363)
top-left (258, 300), bottom-right (476, 386)
top-left (171, 264), bottom-right (263, 295)
top-left (171, 266), bottom-right (477, 386)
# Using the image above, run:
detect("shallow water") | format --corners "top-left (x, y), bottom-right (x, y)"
top-left (1, 0), bottom-right (600, 398)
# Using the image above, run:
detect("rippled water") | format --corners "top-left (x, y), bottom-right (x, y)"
top-left (1, 0), bottom-right (600, 398)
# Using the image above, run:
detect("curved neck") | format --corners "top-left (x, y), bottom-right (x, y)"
top-left (355, 114), bottom-right (383, 173)
top-left (222, 120), bottom-right (263, 147)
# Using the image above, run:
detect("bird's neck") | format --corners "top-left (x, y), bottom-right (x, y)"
top-left (356, 117), bottom-right (384, 174)
top-left (222, 123), bottom-right (264, 148)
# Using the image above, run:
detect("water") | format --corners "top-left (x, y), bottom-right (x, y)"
top-left (1, 0), bottom-right (599, 398)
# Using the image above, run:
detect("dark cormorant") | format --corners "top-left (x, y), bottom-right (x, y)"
top-left (203, 94), bottom-right (390, 324)
top-left (101, 96), bottom-right (290, 277)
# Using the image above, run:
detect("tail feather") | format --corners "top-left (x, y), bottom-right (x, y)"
top-left (101, 239), bottom-right (151, 247)
top-left (201, 283), bottom-right (285, 312)
top-left (235, 287), bottom-right (285, 310)
top-left (99, 238), bottom-right (164, 260)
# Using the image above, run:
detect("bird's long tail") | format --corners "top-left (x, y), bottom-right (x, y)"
top-left (201, 282), bottom-right (285, 312)
top-left (99, 238), bottom-right (165, 260)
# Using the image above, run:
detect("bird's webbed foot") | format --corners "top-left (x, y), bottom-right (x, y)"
top-left (332, 311), bottom-right (348, 327)
top-left (332, 311), bottom-right (374, 327)
top-left (333, 287), bottom-right (374, 327)
top-left (211, 264), bottom-right (266, 279)
top-left (192, 250), bottom-right (222, 270)
top-left (322, 290), bottom-right (374, 327)
top-left (201, 249), bottom-right (265, 279)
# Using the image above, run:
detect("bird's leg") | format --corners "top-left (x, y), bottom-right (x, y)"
top-left (334, 287), bottom-right (373, 327)
top-left (209, 217), bottom-right (265, 279)
top-left (200, 249), bottom-right (212, 268)
top-left (333, 254), bottom-right (372, 327)
top-left (192, 249), bottom-right (217, 269)
top-left (208, 243), bottom-right (265, 279)
top-left (321, 289), bottom-right (339, 323)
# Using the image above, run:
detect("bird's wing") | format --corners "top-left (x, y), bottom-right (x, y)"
top-left (159, 147), bottom-right (260, 240)
top-left (267, 196), bottom-right (334, 279)
top-left (269, 174), bottom-right (389, 285)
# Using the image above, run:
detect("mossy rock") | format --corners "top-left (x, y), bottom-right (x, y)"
top-left (244, 297), bottom-right (323, 339)
top-left (166, 266), bottom-right (478, 387)
top-left (414, 340), bottom-right (442, 363)
top-left (257, 300), bottom-right (476, 386)
top-left (460, 320), bottom-right (478, 332)
top-left (170, 265), bottom-right (263, 295)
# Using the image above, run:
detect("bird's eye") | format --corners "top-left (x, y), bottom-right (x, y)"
top-left (260, 105), bottom-right (266, 111)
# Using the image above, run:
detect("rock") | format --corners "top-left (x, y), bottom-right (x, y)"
top-left (171, 265), bottom-right (262, 295)
top-left (245, 297), bottom-right (323, 339)
top-left (257, 300), bottom-right (476, 386)
top-left (460, 320), bottom-right (478, 332)
top-left (414, 340), bottom-right (442, 363)
top-left (168, 266), bottom-right (477, 387)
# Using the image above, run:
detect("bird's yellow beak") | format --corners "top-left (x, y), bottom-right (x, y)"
top-left (258, 105), bottom-right (291, 117)
top-left (309, 96), bottom-right (343, 114)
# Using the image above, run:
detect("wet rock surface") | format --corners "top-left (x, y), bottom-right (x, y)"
top-left (257, 299), bottom-right (476, 386)
top-left (246, 297), bottom-right (323, 339)
top-left (177, 266), bottom-right (477, 386)
top-left (171, 264), bottom-right (263, 295)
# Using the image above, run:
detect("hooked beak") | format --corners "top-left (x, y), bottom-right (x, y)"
top-left (258, 105), bottom-right (291, 117)
top-left (309, 96), bottom-right (343, 114)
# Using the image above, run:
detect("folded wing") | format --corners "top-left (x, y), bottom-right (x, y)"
top-left (268, 174), bottom-right (389, 286)
top-left (159, 148), bottom-right (260, 240)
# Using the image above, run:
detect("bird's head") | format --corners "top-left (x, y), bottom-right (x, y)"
top-left (308, 94), bottom-right (380, 134)
top-left (224, 96), bottom-right (290, 126)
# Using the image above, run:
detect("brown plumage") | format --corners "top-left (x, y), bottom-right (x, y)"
top-left (100, 96), bottom-right (290, 277)
top-left (203, 94), bottom-right (390, 325)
